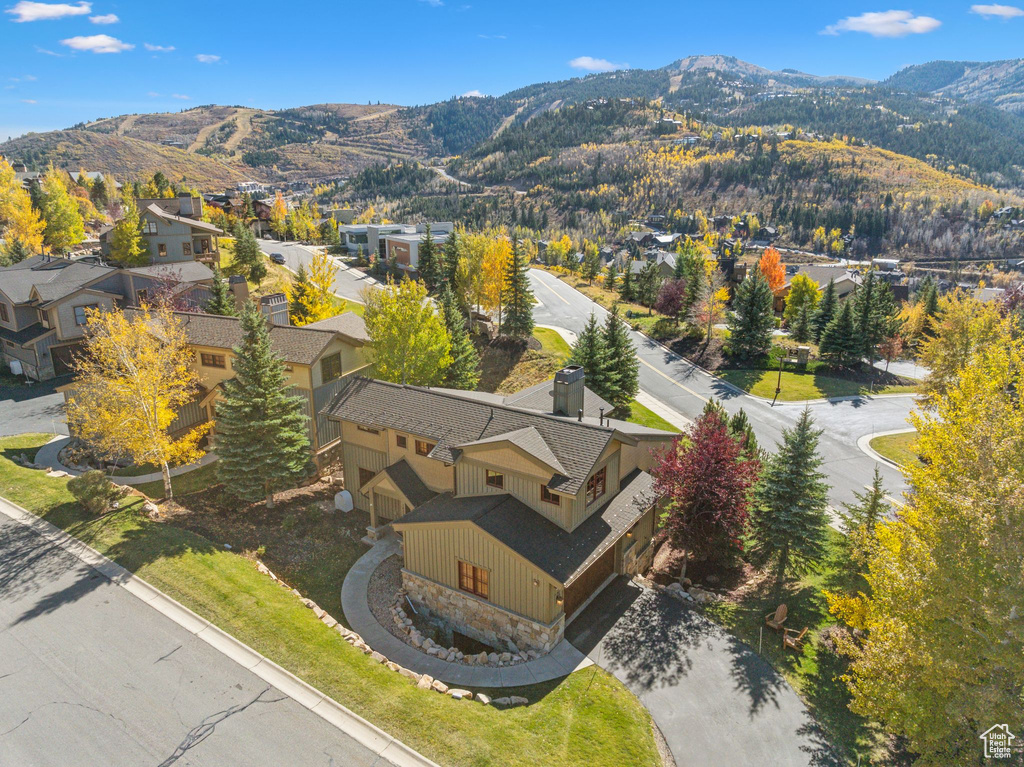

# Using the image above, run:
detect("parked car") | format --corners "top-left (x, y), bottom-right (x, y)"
top-left (269, 252), bottom-right (286, 265)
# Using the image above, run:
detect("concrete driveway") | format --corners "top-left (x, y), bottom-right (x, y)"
top-left (566, 578), bottom-right (839, 767)
top-left (0, 377), bottom-right (69, 437)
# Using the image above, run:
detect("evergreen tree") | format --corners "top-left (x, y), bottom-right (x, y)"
top-left (819, 300), bottom-right (860, 366)
top-left (581, 242), bottom-right (601, 284)
top-left (619, 263), bottom-right (636, 302)
top-left (287, 264), bottom-right (315, 325)
top-left (216, 303), bottom-right (311, 508)
top-left (233, 223), bottom-right (266, 284)
top-left (748, 409), bottom-right (830, 592)
top-left (853, 272), bottom-right (898, 366)
top-left (791, 301), bottom-right (812, 343)
top-left (1, 238), bottom-right (31, 265)
top-left (108, 196), bottom-right (148, 266)
top-left (605, 263), bottom-right (618, 292)
top-left (206, 265), bottom-right (236, 316)
top-left (602, 306), bottom-right (639, 410)
top-left (417, 224), bottom-right (441, 291)
top-left (569, 313), bottom-right (612, 403)
top-left (728, 408), bottom-right (760, 458)
top-left (811, 278), bottom-right (838, 343)
top-left (834, 467), bottom-right (888, 580)
top-left (637, 260), bottom-right (662, 311)
top-left (727, 269), bottom-right (774, 360)
top-left (678, 245), bottom-right (706, 320)
top-left (501, 237), bottom-right (534, 338)
top-left (442, 229), bottom-right (461, 288)
top-left (439, 285), bottom-right (480, 390)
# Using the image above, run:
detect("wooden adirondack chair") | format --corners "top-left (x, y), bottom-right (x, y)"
top-left (765, 604), bottom-right (788, 632)
top-left (783, 627), bottom-right (809, 652)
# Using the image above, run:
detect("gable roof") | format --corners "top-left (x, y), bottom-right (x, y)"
top-left (0, 257), bottom-right (117, 304)
top-left (133, 310), bottom-right (342, 366)
top-left (501, 378), bottom-right (612, 417)
top-left (458, 426), bottom-right (567, 476)
top-left (123, 261), bottom-right (214, 283)
top-left (302, 312), bottom-right (370, 344)
top-left (367, 459), bottom-right (437, 507)
top-left (143, 204), bottom-right (224, 235)
top-left (322, 377), bottom-right (622, 495)
top-left (396, 470), bottom-right (657, 585)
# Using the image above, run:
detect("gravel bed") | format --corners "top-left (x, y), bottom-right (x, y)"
top-left (367, 553), bottom-right (407, 641)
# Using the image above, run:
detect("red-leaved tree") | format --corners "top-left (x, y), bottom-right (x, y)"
top-left (654, 278), bottom-right (687, 320)
top-left (650, 409), bottom-right (761, 581)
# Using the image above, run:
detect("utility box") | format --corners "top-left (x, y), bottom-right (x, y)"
top-left (797, 346), bottom-right (810, 365)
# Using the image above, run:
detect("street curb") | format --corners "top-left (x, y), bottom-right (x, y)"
top-left (0, 493), bottom-right (440, 767)
top-left (531, 268), bottom-right (923, 407)
top-left (856, 429), bottom-right (916, 471)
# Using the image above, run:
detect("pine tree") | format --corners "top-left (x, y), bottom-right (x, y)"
top-left (811, 278), bottom-right (838, 343)
top-left (605, 263), bottom-right (618, 292)
top-left (215, 303), bottom-right (311, 508)
top-left (727, 269), bottom-right (774, 360)
top-left (791, 301), bottom-right (812, 343)
top-left (442, 229), bottom-right (461, 288)
top-left (439, 285), bottom-right (480, 390)
top-left (834, 467), bottom-right (888, 579)
top-left (728, 408), bottom-right (760, 458)
top-left (619, 264), bottom-right (636, 302)
top-left (108, 195), bottom-right (148, 266)
top-left (637, 260), bottom-right (662, 311)
top-left (820, 300), bottom-right (860, 366)
top-left (418, 224), bottom-right (440, 291)
top-left (569, 313), bottom-right (612, 403)
top-left (233, 223), bottom-right (266, 284)
top-left (853, 272), bottom-right (898, 366)
top-left (1, 238), bottom-right (31, 265)
top-left (288, 264), bottom-right (315, 325)
top-left (206, 265), bottom-right (236, 316)
top-left (502, 237), bottom-right (535, 338)
top-left (602, 305), bottom-right (639, 410)
top-left (748, 409), bottom-right (830, 592)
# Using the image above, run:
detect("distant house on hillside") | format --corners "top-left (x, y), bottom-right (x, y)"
top-left (773, 265), bottom-right (861, 313)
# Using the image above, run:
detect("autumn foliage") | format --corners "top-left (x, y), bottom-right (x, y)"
top-left (758, 246), bottom-right (785, 292)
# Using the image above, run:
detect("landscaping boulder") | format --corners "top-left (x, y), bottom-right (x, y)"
top-left (398, 667), bottom-right (420, 683)
top-left (487, 652), bottom-right (499, 664)
top-left (417, 674), bottom-right (434, 690)
top-left (322, 615), bottom-right (338, 629)
top-left (385, 661), bottom-right (400, 673)
top-left (431, 680), bottom-right (449, 694)
top-left (370, 651), bottom-right (386, 664)
top-left (476, 693), bottom-right (491, 706)
top-left (476, 652), bottom-right (488, 664)
top-left (448, 689), bottom-right (472, 700)
top-left (509, 696), bottom-right (528, 707)
top-left (492, 697), bottom-right (512, 707)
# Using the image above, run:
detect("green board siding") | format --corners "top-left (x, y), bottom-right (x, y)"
top-left (343, 443), bottom-right (387, 511)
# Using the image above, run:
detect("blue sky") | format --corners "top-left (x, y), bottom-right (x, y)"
top-left (2, 0), bottom-right (1024, 140)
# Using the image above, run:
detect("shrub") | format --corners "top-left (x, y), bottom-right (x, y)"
top-left (67, 470), bottom-right (129, 515)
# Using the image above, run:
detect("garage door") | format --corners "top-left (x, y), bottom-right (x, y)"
top-left (563, 545), bottom-right (616, 620)
top-left (50, 343), bottom-right (83, 376)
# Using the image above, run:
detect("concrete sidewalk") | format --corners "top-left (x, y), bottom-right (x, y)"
top-left (34, 437), bottom-right (217, 487)
top-left (0, 494), bottom-right (438, 767)
top-left (341, 534), bottom-right (592, 687)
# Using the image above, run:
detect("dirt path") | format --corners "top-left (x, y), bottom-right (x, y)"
top-left (188, 111), bottom-right (234, 153)
top-left (222, 109), bottom-right (256, 153)
top-left (492, 104), bottom-right (525, 139)
top-left (351, 108), bottom-right (398, 123)
top-left (116, 114), bottom-right (140, 135)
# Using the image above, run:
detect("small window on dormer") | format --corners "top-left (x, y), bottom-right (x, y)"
top-left (485, 470), bottom-right (504, 489)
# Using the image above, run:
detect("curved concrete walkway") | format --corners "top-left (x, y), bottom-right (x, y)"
top-left (341, 534), bottom-right (592, 687)
top-left (35, 437), bottom-right (217, 487)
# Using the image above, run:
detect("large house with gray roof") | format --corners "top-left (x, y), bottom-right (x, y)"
top-left (99, 194), bottom-right (224, 266)
top-left (0, 255), bottom-right (226, 380)
top-left (321, 367), bottom-right (674, 653)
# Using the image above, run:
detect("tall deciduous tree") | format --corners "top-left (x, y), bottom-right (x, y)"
top-left (206, 265), bottom-right (236, 316)
top-left (603, 306), bottom-right (639, 410)
top-left (269, 192), bottom-right (288, 239)
top-left (748, 409), bottom-right (830, 592)
top-left (40, 165), bottom-right (85, 254)
top-left (439, 285), bottom-right (480, 390)
top-left (215, 303), bottom-right (311, 508)
top-left (501, 237), bottom-right (534, 338)
top-left (569, 313), bottom-right (612, 403)
top-left (108, 195), bottom-right (148, 266)
top-left (67, 306), bottom-right (211, 498)
top-left (811, 278), bottom-right (838, 343)
top-left (783, 274), bottom-right (820, 326)
top-left (651, 408), bottom-right (760, 581)
top-left (363, 277), bottom-right (451, 386)
top-left (829, 334), bottom-right (1024, 766)
top-left (758, 246), bottom-right (785, 292)
top-left (727, 269), bottom-right (774, 359)
top-left (655, 278), bottom-right (688, 320)
top-left (0, 157), bottom-right (44, 258)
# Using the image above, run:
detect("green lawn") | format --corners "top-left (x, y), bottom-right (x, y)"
top-left (533, 327), bottom-right (571, 359)
top-left (869, 431), bottom-right (921, 468)
top-left (0, 434), bottom-right (660, 767)
top-left (622, 400), bottom-right (682, 433)
top-left (702, 532), bottom-right (883, 764)
top-left (717, 368), bottom-right (918, 401)
top-left (134, 461), bottom-right (220, 499)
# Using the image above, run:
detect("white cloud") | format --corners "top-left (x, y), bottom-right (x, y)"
top-left (462, 89), bottom-right (485, 97)
top-left (569, 56), bottom-right (624, 73)
top-left (6, 1), bottom-right (91, 22)
top-left (144, 43), bottom-right (175, 52)
top-left (822, 10), bottom-right (941, 37)
top-left (21, 98), bottom-right (37, 104)
top-left (195, 53), bottom-right (220, 63)
top-left (60, 34), bottom-right (134, 53)
top-left (970, 4), bottom-right (1024, 18)
top-left (478, 33), bottom-right (506, 39)
top-left (34, 46), bottom-right (63, 56)
top-left (24, 74), bottom-right (37, 80)
top-left (171, 93), bottom-right (190, 100)
top-left (418, 0), bottom-right (443, 6)
top-left (89, 12), bottom-right (117, 23)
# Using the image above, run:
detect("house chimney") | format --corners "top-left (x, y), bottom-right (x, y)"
top-left (599, 407), bottom-right (604, 426)
top-left (227, 274), bottom-right (249, 310)
top-left (553, 365), bottom-right (585, 417)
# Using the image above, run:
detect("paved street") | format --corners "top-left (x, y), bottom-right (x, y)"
top-left (0, 378), bottom-right (69, 438)
top-left (257, 240), bottom-right (381, 304)
top-left (0, 511), bottom-right (384, 767)
top-left (529, 268), bottom-right (913, 509)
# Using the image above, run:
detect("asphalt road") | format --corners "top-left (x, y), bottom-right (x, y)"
top-left (257, 240), bottom-right (381, 304)
top-left (528, 268), bottom-right (913, 509)
top-left (0, 378), bottom-right (69, 438)
top-left (0, 511), bottom-right (384, 767)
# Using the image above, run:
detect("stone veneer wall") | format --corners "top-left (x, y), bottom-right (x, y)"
top-left (403, 570), bottom-right (564, 654)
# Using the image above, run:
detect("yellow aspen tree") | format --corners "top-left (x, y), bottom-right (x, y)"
top-left (0, 157), bottom-right (45, 255)
top-left (270, 192), bottom-right (288, 238)
top-left (66, 306), bottom-right (211, 499)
